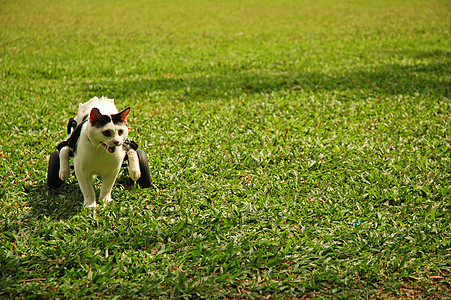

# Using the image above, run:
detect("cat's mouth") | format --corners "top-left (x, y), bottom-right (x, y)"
top-left (100, 142), bottom-right (117, 154)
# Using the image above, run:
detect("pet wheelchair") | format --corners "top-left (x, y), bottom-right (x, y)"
top-left (47, 117), bottom-right (152, 189)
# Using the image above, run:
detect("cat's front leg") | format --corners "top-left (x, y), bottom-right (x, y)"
top-left (75, 166), bottom-right (96, 207)
top-left (127, 149), bottom-right (141, 181)
top-left (59, 146), bottom-right (71, 181)
top-left (99, 169), bottom-right (120, 204)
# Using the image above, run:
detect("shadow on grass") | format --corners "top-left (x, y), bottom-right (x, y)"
top-left (25, 181), bottom-right (83, 220)
top-left (81, 50), bottom-right (449, 100)
top-left (26, 172), bottom-right (141, 221)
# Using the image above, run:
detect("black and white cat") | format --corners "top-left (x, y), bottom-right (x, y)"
top-left (58, 97), bottom-right (140, 207)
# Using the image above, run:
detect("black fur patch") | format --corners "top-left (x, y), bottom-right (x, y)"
top-left (92, 114), bottom-right (111, 128)
top-left (112, 113), bottom-right (124, 124)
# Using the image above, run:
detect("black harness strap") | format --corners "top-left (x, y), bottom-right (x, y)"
top-left (56, 119), bottom-right (87, 153)
top-left (56, 140), bottom-right (68, 151)
top-left (67, 119), bottom-right (87, 152)
top-left (127, 139), bottom-right (139, 150)
top-left (67, 118), bottom-right (77, 135)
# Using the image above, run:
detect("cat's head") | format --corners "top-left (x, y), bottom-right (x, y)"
top-left (87, 107), bottom-right (130, 154)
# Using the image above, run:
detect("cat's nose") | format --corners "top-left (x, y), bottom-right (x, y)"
top-left (113, 141), bottom-right (120, 146)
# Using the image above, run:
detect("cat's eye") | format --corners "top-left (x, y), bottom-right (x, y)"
top-left (118, 129), bottom-right (124, 136)
top-left (103, 130), bottom-right (112, 137)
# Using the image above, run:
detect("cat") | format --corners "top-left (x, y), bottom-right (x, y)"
top-left (58, 96), bottom-right (141, 207)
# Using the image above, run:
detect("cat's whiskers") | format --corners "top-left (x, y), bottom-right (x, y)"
top-left (95, 143), bottom-right (104, 151)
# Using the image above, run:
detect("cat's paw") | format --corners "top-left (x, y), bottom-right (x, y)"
top-left (129, 165), bottom-right (141, 181)
top-left (59, 167), bottom-right (70, 181)
top-left (84, 200), bottom-right (97, 208)
top-left (102, 195), bottom-right (113, 203)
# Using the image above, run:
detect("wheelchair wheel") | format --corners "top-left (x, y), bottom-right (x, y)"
top-left (136, 149), bottom-right (152, 188)
top-left (47, 150), bottom-right (64, 189)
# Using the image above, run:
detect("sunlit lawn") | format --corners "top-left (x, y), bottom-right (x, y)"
top-left (0, 0), bottom-right (450, 298)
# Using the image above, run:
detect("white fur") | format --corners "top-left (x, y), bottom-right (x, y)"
top-left (75, 96), bottom-right (117, 124)
top-left (59, 96), bottom-right (140, 207)
top-left (127, 149), bottom-right (141, 181)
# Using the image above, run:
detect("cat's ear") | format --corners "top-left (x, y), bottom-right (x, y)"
top-left (113, 107), bottom-right (130, 124)
top-left (89, 108), bottom-right (103, 125)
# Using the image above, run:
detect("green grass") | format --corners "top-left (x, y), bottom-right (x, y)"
top-left (1, 0), bottom-right (450, 298)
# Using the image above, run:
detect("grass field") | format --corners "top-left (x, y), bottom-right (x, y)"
top-left (1, 0), bottom-right (450, 298)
